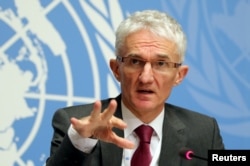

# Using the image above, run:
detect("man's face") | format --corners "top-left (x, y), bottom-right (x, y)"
top-left (110, 30), bottom-right (188, 121)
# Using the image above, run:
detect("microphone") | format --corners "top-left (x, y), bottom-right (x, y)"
top-left (179, 147), bottom-right (207, 161)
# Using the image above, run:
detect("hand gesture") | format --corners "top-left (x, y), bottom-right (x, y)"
top-left (70, 99), bottom-right (134, 149)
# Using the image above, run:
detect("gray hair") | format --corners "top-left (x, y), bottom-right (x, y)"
top-left (115, 10), bottom-right (187, 62)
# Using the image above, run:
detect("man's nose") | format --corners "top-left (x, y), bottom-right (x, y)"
top-left (138, 62), bottom-right (154, 83)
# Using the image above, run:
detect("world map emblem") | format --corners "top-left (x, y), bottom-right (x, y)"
top-left (161, 0), bottom-right (250, 148)
top-left (0, 0), bottom-right (121, 165)
top-left (0, 0), bottom-right (249, 166)
top-left (182, 0), bottom-right (250, 140)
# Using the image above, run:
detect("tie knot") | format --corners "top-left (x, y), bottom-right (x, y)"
top-left (134, 125), bottom-right (153, 143)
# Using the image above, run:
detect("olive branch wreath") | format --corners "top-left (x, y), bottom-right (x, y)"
top-left (184, 1), bottom-right (250, 137)
top-left (79, 0), bottom-right (125, 97)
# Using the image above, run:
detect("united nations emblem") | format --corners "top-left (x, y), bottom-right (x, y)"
top-left (0, 0), bottom-right (122, 165)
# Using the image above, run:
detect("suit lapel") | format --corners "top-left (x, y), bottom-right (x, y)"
top-left (99, 96), bottom-right (187, 166)
top-left (100, 95), bottom-right (124, 166)
top-left (159, 105), bottom-right (187, 166)
top-left (100, 128), bottom-right (123, 165)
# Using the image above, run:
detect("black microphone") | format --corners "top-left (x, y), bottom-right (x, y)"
top-left (179, 147), bottom-right (208, 161)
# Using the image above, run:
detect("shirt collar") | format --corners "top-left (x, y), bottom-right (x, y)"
top-left (121, 101), bottom-right (164, 140)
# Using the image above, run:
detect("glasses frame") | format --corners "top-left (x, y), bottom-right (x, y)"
top-left (116, 55), bottom-right (182, 72)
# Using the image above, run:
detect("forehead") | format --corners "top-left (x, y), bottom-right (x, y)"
top-left (122, 30), bottom-right (179, 61)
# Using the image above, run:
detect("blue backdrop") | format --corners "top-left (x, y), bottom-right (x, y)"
top-left (0, 0), bottom-right (249, 165)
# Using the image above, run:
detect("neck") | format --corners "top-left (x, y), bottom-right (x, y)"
top-left (131, 108), bottom-right (163, 123)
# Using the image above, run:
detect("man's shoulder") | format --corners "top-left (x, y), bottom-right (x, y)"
top-left (164, 103), bottom-right (215, 123)
top-left (54, 97), bottom-right (115, 119)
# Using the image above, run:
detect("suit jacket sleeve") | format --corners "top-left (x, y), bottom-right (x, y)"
top-left (211, 118), bottom-right (224, 149)
top-left (45, 98), bottom-right (114, 166)
top-left (46, 107), bottom-right (94, 166)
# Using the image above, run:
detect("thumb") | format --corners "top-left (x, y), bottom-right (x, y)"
top-left (70, 117), bottom-right (80, 128)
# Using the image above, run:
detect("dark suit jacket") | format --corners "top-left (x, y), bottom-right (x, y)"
top-left (46, 95), bottom-right (224, 166)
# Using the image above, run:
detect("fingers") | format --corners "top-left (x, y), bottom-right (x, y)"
top-left (110, 116), bottom-right (127, 129)
top-left (101, 99), bottom-right (117, 121)
top-left (71, 117), bottom-right (82, 129)
top-left (90, 100), bottom-right (117, 122)
top-left (70, 117), bottom-right (91, 137)
top-left (102, 100), bottom-right (127, 130)
top-left (70, 99), bottom-right (131, 148)
top-left (90, 100), bottom-right (102, 119)
top-left (110, 134), bottom-right (135, 149)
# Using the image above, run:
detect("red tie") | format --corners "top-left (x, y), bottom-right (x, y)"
top-left (131, 125), bottom-right (154, 166)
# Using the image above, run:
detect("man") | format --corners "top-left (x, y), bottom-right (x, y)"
top-left (46, 10), bottom-right (224, 166)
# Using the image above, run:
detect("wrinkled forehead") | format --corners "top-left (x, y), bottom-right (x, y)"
top-left (121, 30), bottom-right (180, 61)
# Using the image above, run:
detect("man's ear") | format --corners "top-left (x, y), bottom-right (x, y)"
top-left (174, 65), bottom-right (189, 86)
top-left (109, 59), bottom-right (121, 82)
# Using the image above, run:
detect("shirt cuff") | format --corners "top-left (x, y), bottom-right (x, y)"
top-left (67, 124), bottom-right (98, 153)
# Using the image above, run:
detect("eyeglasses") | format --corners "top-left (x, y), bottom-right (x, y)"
top-left (116, 55), bottom-right (181, 72)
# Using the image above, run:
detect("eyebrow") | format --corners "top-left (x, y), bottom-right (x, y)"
top-left (156, 54), bottom-right (171, 60)
top-left (127, 53), bottom-right (141, 57)
top-left (127, 53), bottom-right (171, 60)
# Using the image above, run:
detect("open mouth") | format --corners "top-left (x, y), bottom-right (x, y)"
top-left (137, 89), bottom-right (154, 94)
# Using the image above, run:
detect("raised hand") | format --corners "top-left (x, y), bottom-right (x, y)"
top-left (70, 99), bottom-right (134, 149)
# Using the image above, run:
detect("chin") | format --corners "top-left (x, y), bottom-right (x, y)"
top-left (134, 100), bottom-right (156, 110)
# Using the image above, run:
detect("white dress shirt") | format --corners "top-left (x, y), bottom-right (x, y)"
top-left (121, 102), bottom-right (164, 166)
top-left (68, 101), bottom-right (164, 166)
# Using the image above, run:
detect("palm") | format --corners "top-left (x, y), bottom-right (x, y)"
top-left (71, 100), bottom-right (134, 149)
